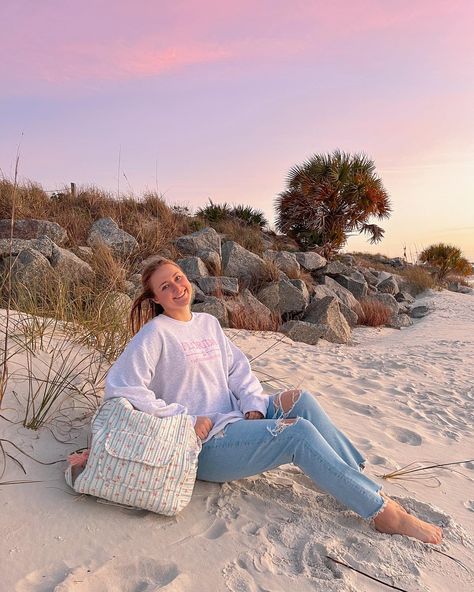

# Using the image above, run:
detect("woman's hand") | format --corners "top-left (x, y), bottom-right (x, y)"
top-left (194, 416), bottom-right (213, 440)
top-left (244, 411), bottom-right (264, 420)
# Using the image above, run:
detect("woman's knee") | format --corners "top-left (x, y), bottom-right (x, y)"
top-left (274, 388), bottom-right (303, 413)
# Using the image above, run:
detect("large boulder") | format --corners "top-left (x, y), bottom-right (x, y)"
top-left (369, 293), bottom-right (400, 315)
top-left (322, 277), bottom-right (364, 316)
top-left (263, 250), bottom-right (300, 277)
top-left (410, 305), bottom-right (430, 319)
top-left (0, 236), bottom-right (53, 259)
top-left (221, 241), bottom-right (268, 284)
top-left (1, 248), bottom-right (54, 287)
top-left (294, 252), bottom-right (327, 271)
top-left (176, 257), bottom-right (209, 282)
top-left (225, 289), bottom-right (274, 328)
top-left (0, 219), bottom-right (68, 245)
top-left (192, 297), bottom-right (229, 327)
top-left (257, 279), bottom-right (308, 315)
top-left (289, 279), bottom-right (310, 304)
top-left (196, 248), bottom-right (221, 274)
top-left (195, 276), bottom-right (239, 297)
top-left (302, 296), bottom-right (352, 344)
top-left (332, 273), bottom-right (368, 300)
top-left (87, 218), bottom-right (138, 259)
top-left (387, 313), bottom-right (413, 329)
top-left (377, 276), bottom-right (399, 295)
top-left (175, 227), bottom-right (221, 258)
top-left (395, 291), bottom-right (415, 304)
top-left (280, 320), bottom-right (324, 345)
top-left (50, 244), bottom-right (95, 284)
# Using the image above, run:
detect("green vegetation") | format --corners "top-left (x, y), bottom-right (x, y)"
top-left (419, 243), bottom-right (472, 282)
top-left (274, 151), bottom-right (391, 257)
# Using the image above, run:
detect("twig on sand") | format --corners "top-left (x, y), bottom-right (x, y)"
top-left (0, 480), bottom-right (43, 486)
top-left (430, 548), bottom-right (472, 575)
top-left (379, 459), bottom-right (474, 486)
top-left (326, 556), bottom-right (409, 591)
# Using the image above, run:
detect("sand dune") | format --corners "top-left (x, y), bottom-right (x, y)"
top-left (2, 288), bottom-right (473, 591)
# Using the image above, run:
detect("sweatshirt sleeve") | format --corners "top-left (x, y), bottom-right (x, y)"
top-left (225, 336), bottom-right (269, 416)
top-left (104, 343), bottom-right (189, 418)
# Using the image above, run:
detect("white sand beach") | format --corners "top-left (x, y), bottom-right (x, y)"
top-left (1, 287), bottom-right (473, 592)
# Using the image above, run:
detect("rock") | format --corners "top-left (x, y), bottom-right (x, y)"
top-left (263, 250), bottom-right (300, 277)
top-left (175, 227), bottom-right (221, 258)
top-left (377, 276), bottom-right (399, 295)
top-left (332, 273), bottom-right (368, 299)
top-left (395, 291), bottom-right (415, 304)
top-left (388, 257), bottom-right (405, 267)
top-left (410, 305), bottom-right (430, 318)
top-left (369, 293), bottom-right (400, 315)
top-left (196, 248), bottom-right (221, 273)
top-left (225, 289), bottom-right (274, 328)
top-left (320, 260), bottom-right (353, 277)
top-left (87, 217), bottom-right (138, 259)
top-left (302, 296), bottom-right (352, 344)
top-left (322, 277), bottom-right (364, 316)
top-left (195, 276), bottom-right (239, 296)
top-left (176, 257), bottom-right (209, 282)
top-left (50, 244), bottom-right (95, 283)
top-left (123, 280), bottom-right (139, 299)
top-left (257, 279), bottom-right (308, 315)
top-left (289, 279), bottom-right (310, 304)
top-left (294, 251), bottom-right (327, 271)
top-left (447, 281), bottom-right (473, 294)
top-left (1, 248), bottom-right (54, 287)
top-left (360, 268), bottom-right (379, 287)
top-left (102, 292), bottom-right (133, 319)
top-left (0, 236), bottom-right (54, 259)
top-left (221, 241), bottom-right (268, 284)
top-left (386, 313), bottom-right (413, 329)
top-left (128, 273), bottom-right (142, 291)
top-left (192, 297), bottom-right (229, 326)
top-left (74, 246), bottom-right (94, 262)
top-left (280, 320), bottom-right (324, 345)
top-left (338, 254), bottom-right (354, 266)
top-left (189, 282), bottom-right (207, 303)
top-left (0, 219), bottom-right (68, 245)
top-left (338, 302), bottom-right (359, 327)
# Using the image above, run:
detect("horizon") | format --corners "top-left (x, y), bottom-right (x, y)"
top-left (1, 1), bottom-right (473, 260)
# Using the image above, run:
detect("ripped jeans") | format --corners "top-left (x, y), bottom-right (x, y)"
top-left (197, 390), bottom-right (385, 520)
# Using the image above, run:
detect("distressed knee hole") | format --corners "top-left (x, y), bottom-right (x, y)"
top-left (274, 389), bottom-right (302, 414)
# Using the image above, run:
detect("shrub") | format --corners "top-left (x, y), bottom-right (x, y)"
top-left (419, 243), bottom-right (472, 281)
top-left (358, 298), bottom-right (392, 327)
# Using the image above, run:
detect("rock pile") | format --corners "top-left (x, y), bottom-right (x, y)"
top-left (1, 218), bottom-right (446, 346)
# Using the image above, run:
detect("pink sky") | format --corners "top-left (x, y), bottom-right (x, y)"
top-left (1, 0), bottom-right (473, 259)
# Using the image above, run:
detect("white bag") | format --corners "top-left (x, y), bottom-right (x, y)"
top-left (65, 397), bottom-right (202, 515)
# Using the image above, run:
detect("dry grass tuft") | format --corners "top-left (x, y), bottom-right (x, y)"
top-left (398, 265), bottom-right (436, 295)
top-left (358, 298), bottom-right (392, 327)
top-left (228, 305), bottom-right (281, 332)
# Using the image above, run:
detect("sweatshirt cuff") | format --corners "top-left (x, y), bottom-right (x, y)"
top-left (240, 394), bottom-right (270, 417)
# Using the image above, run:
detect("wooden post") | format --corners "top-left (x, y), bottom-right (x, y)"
top-left (70, 182), bottom-right (76, 198)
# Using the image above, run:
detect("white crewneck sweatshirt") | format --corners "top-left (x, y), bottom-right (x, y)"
top-left (104, 312), bottom-right (270, 442)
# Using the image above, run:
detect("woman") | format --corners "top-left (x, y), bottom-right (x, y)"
top-left (104, 256), bottom-right (442, 544)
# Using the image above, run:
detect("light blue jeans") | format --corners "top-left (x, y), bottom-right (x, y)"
top-left (197, 390), bottom-right (385, 520)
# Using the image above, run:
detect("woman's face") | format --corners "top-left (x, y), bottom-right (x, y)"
top-left (149, 264), bottom-right (193, 318)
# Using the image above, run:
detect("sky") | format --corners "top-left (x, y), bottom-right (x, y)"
top-left (1, 0), bottom-right (473, 260)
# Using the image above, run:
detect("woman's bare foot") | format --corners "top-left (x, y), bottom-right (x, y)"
top-left (373, 498), bottom-right (443, 544)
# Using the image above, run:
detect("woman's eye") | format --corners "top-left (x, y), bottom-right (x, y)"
top-left (162, 285), bottom-right (168, 291)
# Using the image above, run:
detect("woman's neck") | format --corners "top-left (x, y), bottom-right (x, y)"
top-left (163, 309), bottom-right (193, 322)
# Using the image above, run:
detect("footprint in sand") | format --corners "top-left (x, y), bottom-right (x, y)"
top-left (16, 558), bottom-right (185, 592)
top-left (463, 500), bottom-right (474, 512)
top-left (337, 397), bottom-right (381, 417)
top-left (386, 426), bottom-right (422, 446)
top-left (202, 518), bottom-right (228, 539)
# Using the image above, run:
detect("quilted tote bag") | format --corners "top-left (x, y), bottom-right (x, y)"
top-left (65, 397), bottom-right (202, 515)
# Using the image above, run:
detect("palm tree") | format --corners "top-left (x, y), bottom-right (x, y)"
top-left (274, 151), bottom-right (391, 257)
top-left (419, 243), bottom-right (472, 281)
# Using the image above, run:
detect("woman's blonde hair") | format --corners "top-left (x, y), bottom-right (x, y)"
top-left (129, 255), bottom-right (184, 335)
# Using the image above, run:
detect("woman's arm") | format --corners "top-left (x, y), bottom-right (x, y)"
top-left (104, 343), bottom-right (189, 418)
top-left (225, 336), bottom-right (269, 417)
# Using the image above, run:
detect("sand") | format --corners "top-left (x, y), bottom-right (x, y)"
top-left (1, 287), bottom-right (473, 591)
